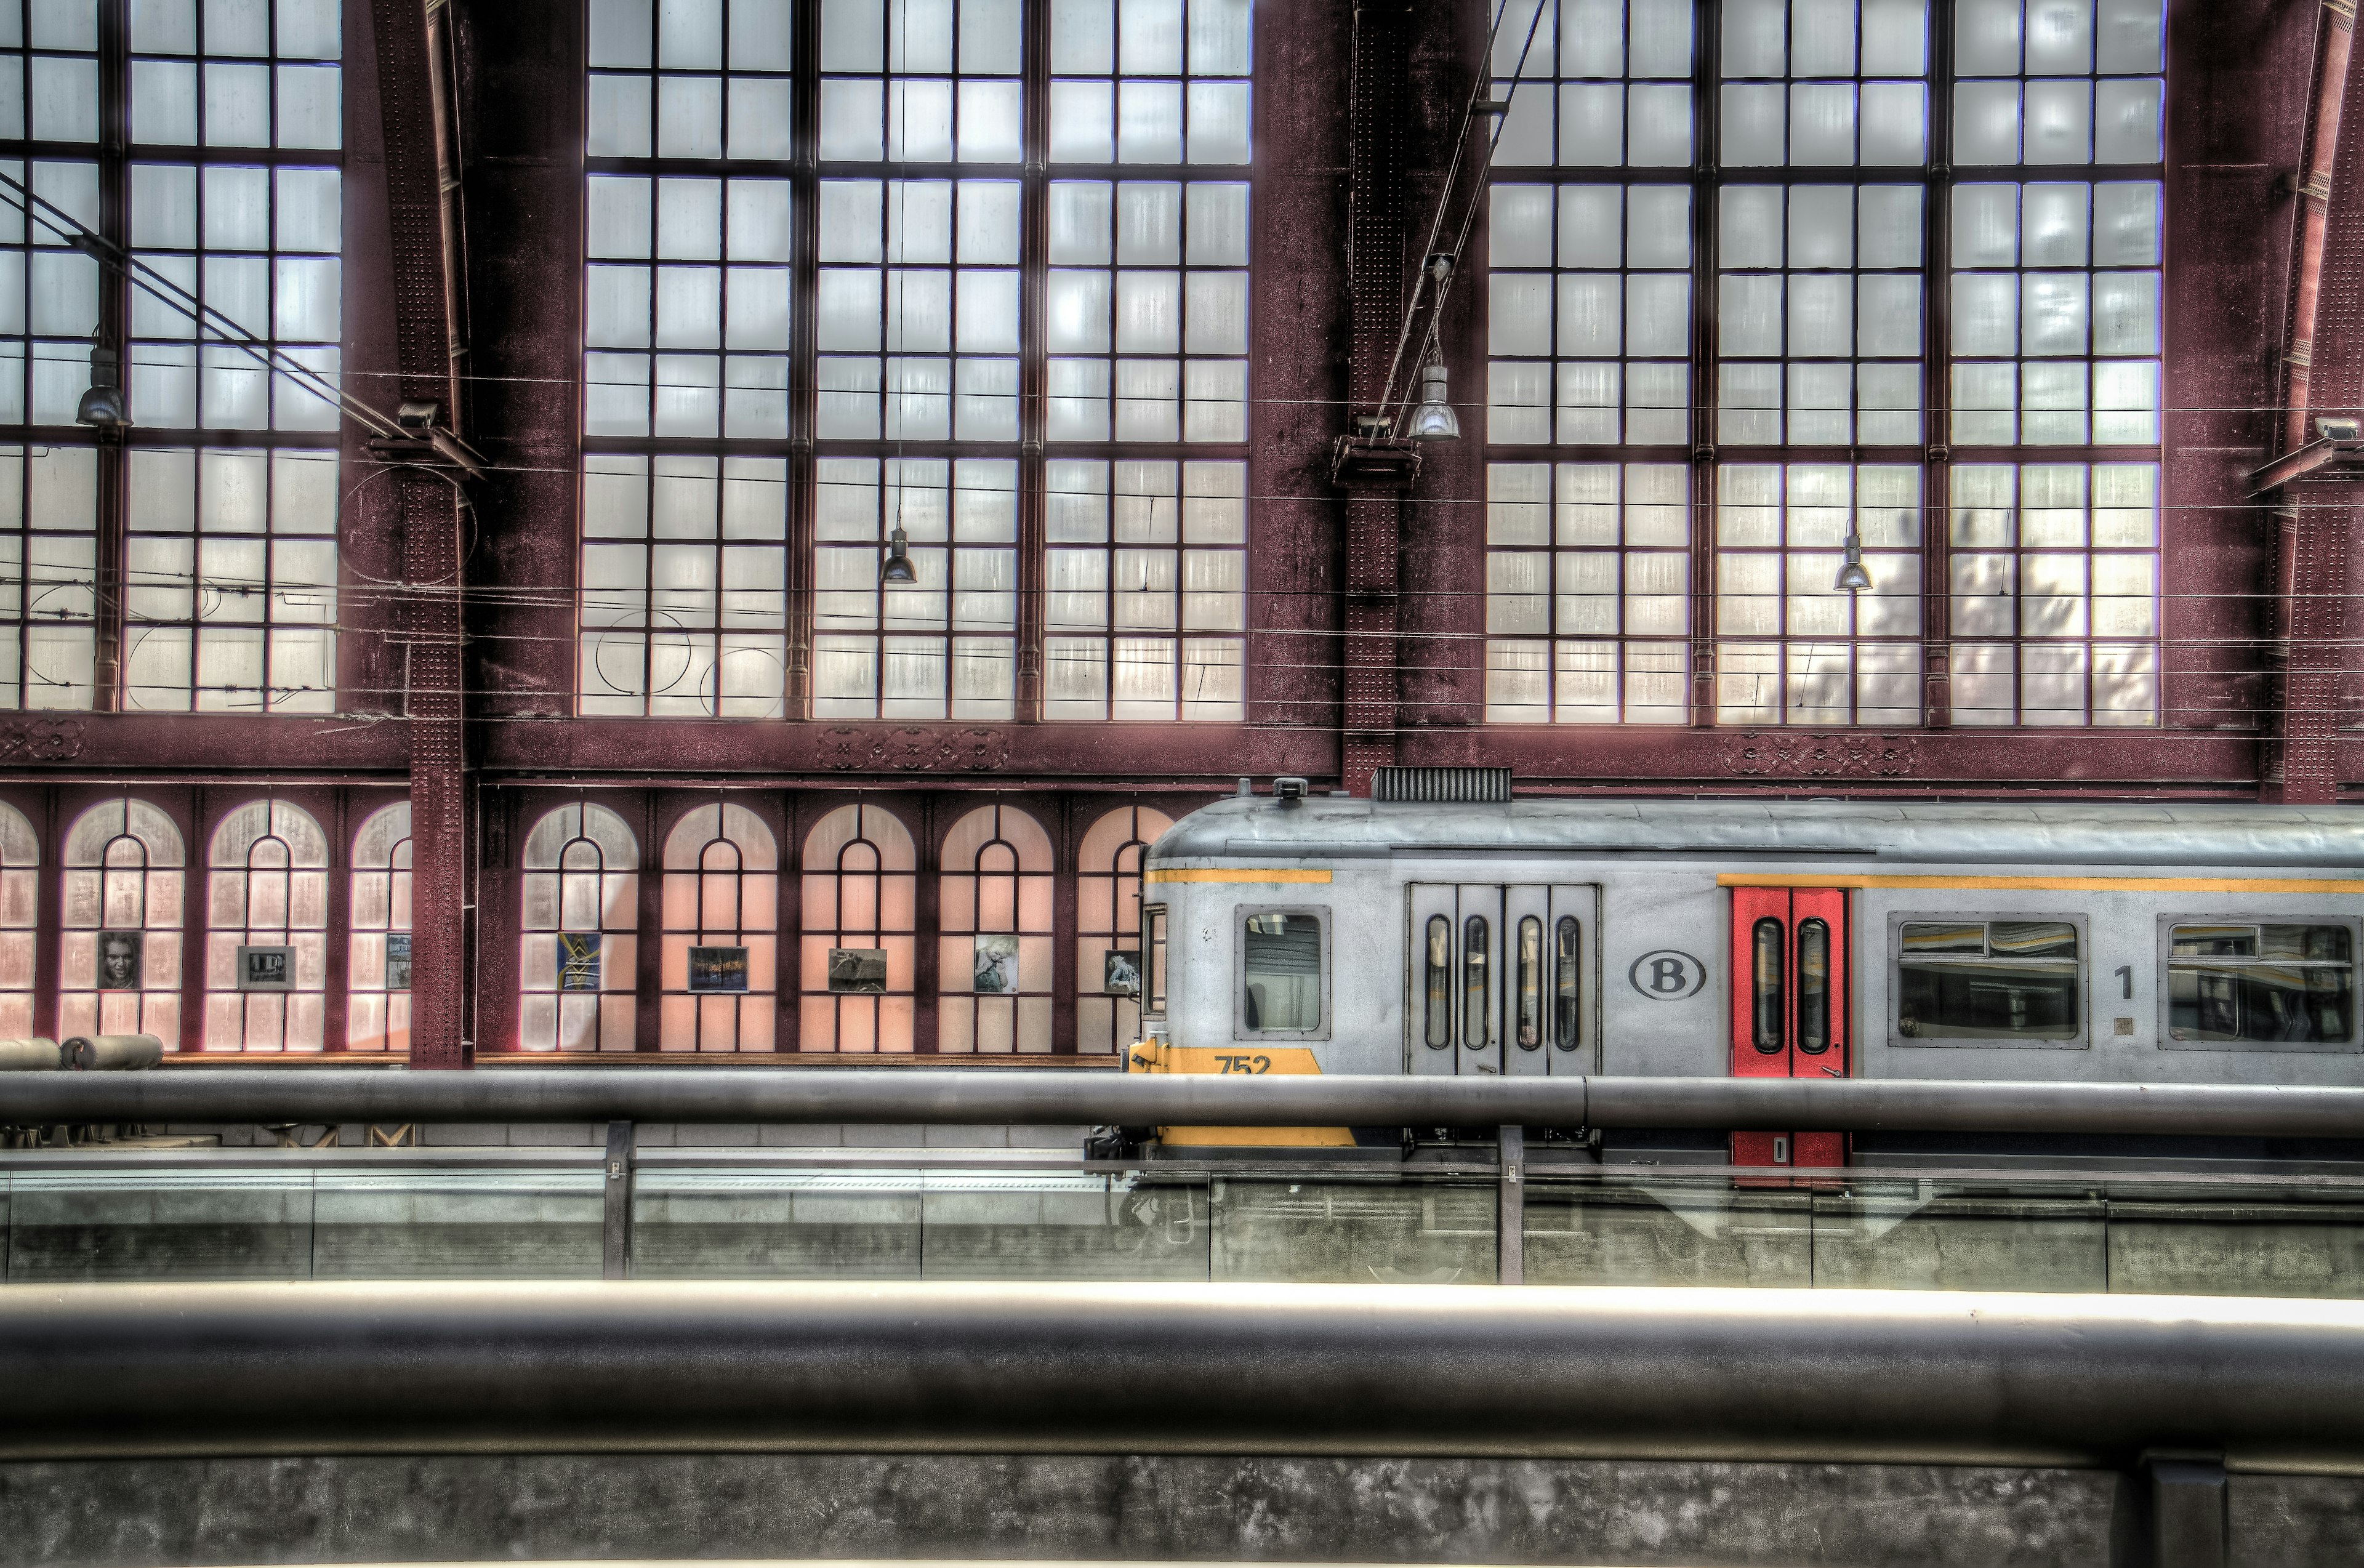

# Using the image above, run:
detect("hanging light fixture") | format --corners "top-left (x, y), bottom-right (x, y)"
top-left (879, 522), bottom-right (918, 586)
top-left (1407, 360), bottom-right (1460, 441)
top-left (1835, 531), bottom-right (1873, 593)
top-left (74, 343), bottom-right (128, 429)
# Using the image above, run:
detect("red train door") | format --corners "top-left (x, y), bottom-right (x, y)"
top-left (1729, 886), bottom-right (1848, 1168)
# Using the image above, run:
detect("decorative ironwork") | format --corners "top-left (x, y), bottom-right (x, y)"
top-left (1724, 733), bottom-right (1918, 778)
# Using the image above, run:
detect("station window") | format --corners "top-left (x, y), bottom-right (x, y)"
top-left (347, 801), bottom-right (410, 1052)
top-left (938, 802), bottom-right (1053, 1053)
top-left (518, 802), bottom-right (641, 1052)
top-left (1238, 907), bottom-right (1324, 1036)
top-left (1894, 915), bottom-right (2081, 1044)
top-left (58, 798), bottom-right (185, 1045)
top-left (1077, 805), bottom-right (1172, 1051)
top-left (659, 802), bottom-right (779, 1051)
top-left (2165, 922), bottom-right (2357, 1048)
top-left (797, 802), bottom-right (917, 1053)
top-left (203, 799), bottom-right (329, 1051)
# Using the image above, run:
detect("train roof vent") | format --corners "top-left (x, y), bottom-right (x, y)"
top-left (1371, 766), bottom-right (1513, 804)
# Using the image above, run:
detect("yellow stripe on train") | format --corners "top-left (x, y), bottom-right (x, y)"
top-left (1124, 1040), bottom-right (1357, 1148)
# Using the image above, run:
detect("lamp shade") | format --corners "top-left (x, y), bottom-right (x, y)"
top-left (1407, 362), bottom-right (1460, 441)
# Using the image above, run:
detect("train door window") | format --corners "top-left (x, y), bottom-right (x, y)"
top-left (2163, 920), bottom-right (2358, 1048)
top-left (1750, 917), bottom-right (1785, 1053)
top-left (1796, 919), bottom-right (1830, 1053)
top-left (1237, 907), bottom-right (1328, 1039)
top-left (1553, 915), bottom-right (1581, 1050)
top-left (1463, 914), bottom-right (1491, 1048)
top-left (1142, 905), bottom-right (1168, 1021)
top-left (1893, 916), bottom-right (2085, 1045)
top-left (1423, 914), bottom-right (1451, 1048)
top-left (1514, 915), bottom-right (1543, 1049)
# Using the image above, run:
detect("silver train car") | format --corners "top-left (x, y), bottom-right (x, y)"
top-left (1132, 789), bottom-right (2364, 1162)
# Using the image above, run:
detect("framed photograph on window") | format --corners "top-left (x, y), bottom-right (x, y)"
top-left (689, 945), bottom-right (750, 992)
top-left (973, 933), bottom-right (1018, 994)
top-left (235, 944), bottom-right (296, 992)
top-left (95, 931), bottom-right (142, 991)
top-left (558, 932), bottom-right (603, 992)
top-left (1103, 949), bottom-right (1140, 995)
top-left (385, 933), bottom-right (412, 991)
top-left (827, 947), bottom-right (888, 993)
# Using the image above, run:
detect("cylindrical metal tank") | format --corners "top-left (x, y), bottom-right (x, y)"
top-left (0, 1038), bottom-right (60, 1071)
top-left (63, 1034), bottom-right (163, 1071)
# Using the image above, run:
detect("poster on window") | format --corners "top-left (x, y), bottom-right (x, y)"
top-left (95, 931), bottom-right (142, 991)
top-left (827, 947), bottom-right (887, 992)
top-left (688, 946), bottom-right (750, 992)
top-left (385, 933), bottom-right (413, 991)
top-left (1103, 949), bottom-right (1141, 996)
top-left (236, 944), bottom-right (296, 992)
top-left (973, 933), bottom-right (1019, 994)
top-left (558, 932), bottom-right (603, 991)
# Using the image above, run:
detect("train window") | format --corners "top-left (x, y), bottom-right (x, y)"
top-left (1143, 906), bottom-right (1168, 1019)
top-left (1463, 915), bottom-right (1490, 1048)
top-left (1241, 911), bottom-right (1323, 1034)
top-left (1516, 915), bottom-right (1543, 1050)
top-left (2167, 923), bottom-right (2355, 1045)
top-left (1751, 917), bottom-right (1785, 1053)
top-left (1553, 916), bottom-right (1581, 1050)
top-left (1796, 919), bottom-right (1830, 1054)
top-left (1896, 919), bottom-right (2081, 1042)
top-left (1423, 915), bottom-right (1450, 1048)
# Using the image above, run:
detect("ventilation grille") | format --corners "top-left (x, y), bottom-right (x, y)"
top-left (1371, 767), bottom-right (1513, 804)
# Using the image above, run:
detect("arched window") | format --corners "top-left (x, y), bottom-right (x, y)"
top-left (60, 799), bottom-right (185, 1045)
top-left (520, 803), bottom-right (640, 1052)
top-left (205, 801), bottom-right (330, 1051)
top-left (1076, 805), bottom-right (1172, 1054)
top-left (661, 803), bottom-right (779, 1051)
top-left (798, 804), bottom-right (915, 1053)
top-left (0, 801), bottom-right (38, 1040)
top-left (348, 802), bottom-right (412, 1052)
top-left (939, 803), bottom-right (1052, 1053)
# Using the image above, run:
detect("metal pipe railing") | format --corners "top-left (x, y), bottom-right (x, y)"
top-left (3, 1070), bottom-right (2363, 1138)
top-left (4, 1280), bottom-right (2362, 1469)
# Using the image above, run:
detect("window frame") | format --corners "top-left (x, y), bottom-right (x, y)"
top-left (2154, 913), bottom-right (2364, 1054)
top-left (1231, 901), bottom-right (1329, 1042)
top-left (1885, 907), bottom-right (2088, 1049)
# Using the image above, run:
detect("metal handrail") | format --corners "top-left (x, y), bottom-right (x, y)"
top-left (4, 1279), bottom-right (2363, 1468)
top-left (3, 1070), bottom-right (2363, 1137)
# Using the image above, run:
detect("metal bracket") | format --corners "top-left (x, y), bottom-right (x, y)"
top-left (602, 1120), bottom-right (636, 1280)
top-left (1497, 1124), bottom-right (1524, 1287)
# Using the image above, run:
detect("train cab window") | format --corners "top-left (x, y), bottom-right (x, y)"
top-left (1516, 915), bottom-right (1543, 1050)
top-left (1143, 906), bottom-right (1168, 1020)
top-left (1553, 916), bottom-right (1581, 1050)
top-left (1241, 911), bottom-right (1324, 1034)
top-left (2167, 923), bottom-right (2355, 1046)
top-left (1750, 918), bottom-right (1785, 1053)
top-left (1896, 920), bottom-right (2081, 1043)
top-left (1423, 915), bottom-right (1450, 1048)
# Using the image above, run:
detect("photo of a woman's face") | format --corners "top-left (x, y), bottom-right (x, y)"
top-left (98, 936), bottom-right (137, 989)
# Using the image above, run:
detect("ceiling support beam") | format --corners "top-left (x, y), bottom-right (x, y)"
top-left (1336, 0), bottom-right (1413, 798)
top-left (2262, 0), bottom-right (2361, 805)
top-left (374, 0), bottom-right (476, 1065)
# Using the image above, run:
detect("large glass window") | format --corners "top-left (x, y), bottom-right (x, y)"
top-left (203, 798), bottom-right (328, 1051)
top-left (1075, 804), bottom-right (1171, 1052)
top-left (937, 802), bottom-right (1052, 1052)
top-left (659, 802), bottom-right (779, 1051)
top-left (582, 0), bottom-right (1253, 724)
top-left (797, 802), bottom-right (917, 1053)
top-left (1484, 0), bottom-right (2163, 731)
top-left (347, 801), bottom-right (410, 1053)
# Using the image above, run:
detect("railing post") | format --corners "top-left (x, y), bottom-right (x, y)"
top-left (2143, 1454), bottom-right (2227, 1568)
top-left (1497, 1124), bottom-right (1524, 1286)
top-left (602, 1120), bottom-right (635, 1280)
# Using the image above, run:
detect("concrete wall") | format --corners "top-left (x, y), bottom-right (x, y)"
top-left (1, 1453), bottom-right (2356, 1568)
